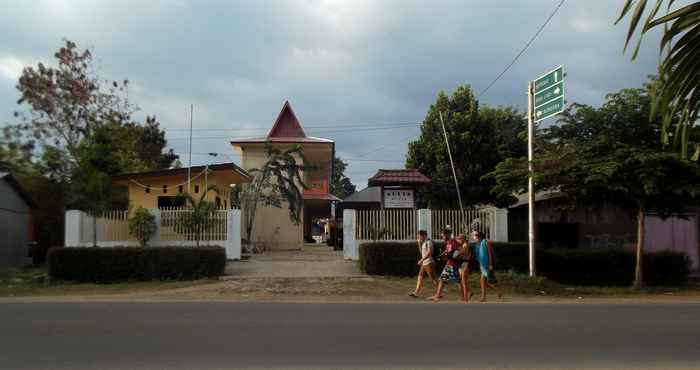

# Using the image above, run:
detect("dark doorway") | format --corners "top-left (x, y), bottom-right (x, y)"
top-left (158, 196), bottom-right (185, 209)
top-left (538, 222), bottom-right (579, 248)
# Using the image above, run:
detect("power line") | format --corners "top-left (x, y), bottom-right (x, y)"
top-left (476, 0), bottom-right (567, 98)
top-left (166, 122), bottom-right (421, 131)
top-left (164, 125), bottom-right (421, 141)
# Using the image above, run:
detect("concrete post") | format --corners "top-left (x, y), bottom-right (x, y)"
top-left (492, 208), bottom-right (509, 242)
top-left (64, 210), bottom-right (82, 247)
top-left (150, 209), bottom-right (161, 244)
top-left (225, 209), bottom-right (242, 260)
top-left (343, 209), bottom-right (357, 260)
top-left (417, 209), bottom-right (432, 240)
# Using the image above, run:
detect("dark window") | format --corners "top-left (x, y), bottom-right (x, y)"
top-left (216, 197), bottom-right (221, 208)
top-left (194, 185), bottom-right (200, 193)
top-left (158, 196), bottom-right (186, 209)
top-left (178, 185), bottom-right (183, 193)
top-left (224, 200), bottom-right (227, 209)
top-left (146, 185), bottom-right (151, 194)
top-left (162, 185), bottom-right (167, 194)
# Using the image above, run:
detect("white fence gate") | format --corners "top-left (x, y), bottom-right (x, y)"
top-left (343, 208), bottom-right (508, 260)
top-left (65, 208), bottom-right (242, 260)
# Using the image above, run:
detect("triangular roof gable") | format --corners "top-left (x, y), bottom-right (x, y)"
top-left (267, 101), bottom-right (306, 138)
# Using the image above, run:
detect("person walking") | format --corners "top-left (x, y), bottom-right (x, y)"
top-left (473, 230), bottom-right (503, 302)
top-left (409, 230), bottom-right (437, 298)
top-left (428, 229), bottom-right (461, 302)
top-left (456, 234), bottom-right (473, 302)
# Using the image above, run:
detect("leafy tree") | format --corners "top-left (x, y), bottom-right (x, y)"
top-left (489, 86), bottom-right (700, 289)
top-left (330, 156), bottom-right (356, 199)
top-left (241, 144), bottom-right (307, 249)
top-left (616, 1), bottom-right (700, 160)
top-left (128, 206), bottom-right (157, 246)
top-left (406, 85), bottom-right (526, 208)
top-left (175, 186), bottom-right (221, 247)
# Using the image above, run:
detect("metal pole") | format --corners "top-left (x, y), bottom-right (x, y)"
top-left (527, 81), bottom-right (536, 277)
top-left (187, 104), bottom-right (193, 193)
top-left (438, 111), bottom-right (464, 213)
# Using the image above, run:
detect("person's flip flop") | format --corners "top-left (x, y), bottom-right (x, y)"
top-left (408, 292), bottom-right (418, 298)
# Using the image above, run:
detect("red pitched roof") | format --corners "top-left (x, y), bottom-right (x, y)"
top-left (368, 169), bottom-right (431, 186)
top-left (267, 100), bottom-right (306, 138)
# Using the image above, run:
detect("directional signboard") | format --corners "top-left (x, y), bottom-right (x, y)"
top-left (533, 66), bottom-right (563, 93)
top-left (533, 66), bottom-right (564, 122)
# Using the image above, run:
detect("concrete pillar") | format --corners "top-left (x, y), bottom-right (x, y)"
top-left (492, 208), bottom-right (509, 242)
top-left (417, 209), bottom-right (432, 240)
top-left (150, 209), bottom-right (161, 244)
top-left (226, 209), bottom-right (242, 260)
top-left (343, 209), bottom-right (356, 260)
top-left (64, 210), bottom-right (82, 247)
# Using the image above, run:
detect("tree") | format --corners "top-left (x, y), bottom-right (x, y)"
top-left (330, 157), bottom-right (356, 199)
top-left (128, 206), bottom-right (157, 246)
top-left (616, 1), bottom-right (700, 160)
top-left (489, 85), bottom-right (700, 289)
top-left (175, 186), bottom-right (221, 247)
top-left (241, 144), bottom-right (307, 249)
top-left (406, 85), bottom-right (526, 208)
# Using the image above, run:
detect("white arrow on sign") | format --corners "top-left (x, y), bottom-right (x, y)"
top-left (537, 110), bottom-right (542, 117)
top-left (554, 71), bottom-right (559, 82)
top-left (554, 86), bottom-right (561, 95)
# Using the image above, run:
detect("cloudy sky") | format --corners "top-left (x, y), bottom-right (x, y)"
top-left (0, 0), bottom-right (662, 188)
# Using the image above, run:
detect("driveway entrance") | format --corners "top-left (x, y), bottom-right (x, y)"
top-left (225, 244), bottom-right (361, 278)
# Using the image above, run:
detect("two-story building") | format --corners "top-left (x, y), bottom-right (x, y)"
top-left (231, 101), bottom-right (339, 249)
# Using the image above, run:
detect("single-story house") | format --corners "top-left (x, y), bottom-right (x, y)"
top-left (0, 172), bottom-right (36, 267)
top-left (338, 169), bottom-right (431, 213)
top-left (112, 163), bottom-right (251, 210)
top-left (509, 191), bottom-right (700, 271)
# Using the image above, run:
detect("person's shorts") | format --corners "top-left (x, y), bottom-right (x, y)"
top-left (440, 265), bottom-right (460, 283)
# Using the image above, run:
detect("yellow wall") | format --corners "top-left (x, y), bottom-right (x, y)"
top-left (124, 172), bottom-right (237, 210)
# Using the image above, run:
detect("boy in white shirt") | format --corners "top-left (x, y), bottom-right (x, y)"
top-left (409, 230), bottom-right (437, 298)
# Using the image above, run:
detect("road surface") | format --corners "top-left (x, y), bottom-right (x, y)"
top-left (1, 301), bottom-right (698, 369)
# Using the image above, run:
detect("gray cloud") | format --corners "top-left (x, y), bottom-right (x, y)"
top-left (0, 0), bottom-right (662, 187)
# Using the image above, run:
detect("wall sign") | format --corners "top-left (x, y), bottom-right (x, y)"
top-left (383, 189), bottom-right (414, 208)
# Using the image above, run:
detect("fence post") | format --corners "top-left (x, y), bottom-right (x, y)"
top-left (417, 209), bottom-right (432, 240)
top-left (64, 210), bottom-right (82, 247)
top-left (150, 208), bottom-right (161, 245)
top-left (225, 209), bottom-right (242, 260)
top-left (343, 209), bottom-right (357, 260)
top-left (492, 208), bottom-right (509, 242)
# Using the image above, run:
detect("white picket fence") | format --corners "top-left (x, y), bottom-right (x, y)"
top-left (65, 208), bottom-right (242, 259)
top-left (343, 208), bottom-right (508, 260)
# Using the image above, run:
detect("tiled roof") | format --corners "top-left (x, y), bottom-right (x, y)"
top-left (112, 162), bottom-right (251, 181)
top-left (302, 193), bottom-right (342, 201)
top-left (341, 186), bottom-right (381, 203)
top-left (367, 169), bottom-right (431, 186)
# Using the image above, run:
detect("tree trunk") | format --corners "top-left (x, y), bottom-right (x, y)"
top-left (633, 207), bottom-right (645, 290)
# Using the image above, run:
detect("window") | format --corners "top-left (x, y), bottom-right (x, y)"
top-left (216, 197), bottom-right (221, 208)
top-left (178, 185), bottom-right (183, 193)
top-left (162, 185), bottom-right (167, 194)
top-left (224, 200), bottom-right (227, 209)
top-left (194, 185), bottom-right (200, 194)
top-left (146, 185), bottom-right (151, 194)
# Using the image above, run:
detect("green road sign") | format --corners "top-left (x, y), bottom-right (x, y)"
top-left (534, 82), bottom-right (563, 108)
top-left (534, 96), bottom-right (564, 122)
top-left (534, 66), bottom-right (563, 93)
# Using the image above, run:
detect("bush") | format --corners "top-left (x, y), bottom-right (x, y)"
top-left (47, 246), bottom-right (226, 283)
top-left (358, 241), bottom-right (690, 286)
top-left (128, 207), bottom-right (157, 246)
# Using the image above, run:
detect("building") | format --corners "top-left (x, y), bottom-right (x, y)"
top-left (509, 191), bottom-right (700, 271)
top-left (338, 169), bottom-right (431, 213)
top-left (112, 163), bottom-right (250, 210)
top-left (0, 172), bottom-right (35, 267)
top-left (230, 101), bottom-right (339, 249)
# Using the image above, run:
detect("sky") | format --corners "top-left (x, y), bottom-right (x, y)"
top-left (0, 0), bottom-right (663, 188)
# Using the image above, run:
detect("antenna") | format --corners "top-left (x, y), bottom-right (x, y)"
top-left (439, 111), bottom-right (464, 213)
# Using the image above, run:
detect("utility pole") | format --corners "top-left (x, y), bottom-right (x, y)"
top-left (187, 104), bottom-right (193, 193)
top-left (527, 82), bottom-right (536, 277)
top-left (439, 111), bottom-right (464, 214)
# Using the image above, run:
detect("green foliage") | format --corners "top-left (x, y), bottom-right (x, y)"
top-left (128, 207), bottom-right (157, 246)
top-left (406, 85), bottom-right (526, 208)
top-left (47, 246), bottom-right (226, 282)
top-left (330, 156), bottom-right (356, 199)
top-left (616, 1), bottom-right (700, 160)
top-left (358, 242), bottom-right (690, 285)
top-left (367, 225), bottom-right (393, 242)
top-left (242, 144), bottom-right (307, 242)
top-left (174, 186), bottom-right (221, 247)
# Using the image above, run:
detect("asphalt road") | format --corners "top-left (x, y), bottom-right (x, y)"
top-left (1, 301), bottom-right (698, 369)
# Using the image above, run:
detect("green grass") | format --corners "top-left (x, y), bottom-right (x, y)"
top-left (0, 266), bottom-right (218, 298)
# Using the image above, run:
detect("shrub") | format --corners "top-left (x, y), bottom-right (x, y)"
top-left (358, 241), bottom-right (690, 286)
top-left (47, 246), bottom-right (226, 283)
top-left (128, 207), bottom-right (157, 246)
